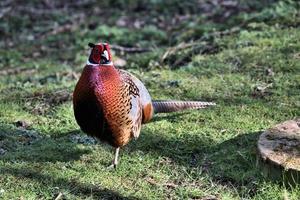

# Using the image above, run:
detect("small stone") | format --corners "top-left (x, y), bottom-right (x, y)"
top-left (27, 35), bottom-right (34, 41)
top-left (17, 129), bottom-right (41, 145)
top-left (33, 52), bottom-right (41, 58)
top-left (266, 68), bottom-right (275, 76)
top-left (0, 148), bottom-right (6, 155)
top-left (252, 83), bottom-right (272, 98)
top-left (15, 120), bottom-right (30, 128)
top-left (114, 58), bottom-right (127, 68)
top-left (116, 16), bottom-right (127, 27)
top-left (167, 80), bottom-right (180, 87)
top-left (70, 134), bottom-right (97, 145)
top-left (133, 20), bottom-right (142, 29)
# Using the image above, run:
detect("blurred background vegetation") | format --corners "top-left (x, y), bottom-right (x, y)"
top-left (1, 0), bottom-right (299, 69)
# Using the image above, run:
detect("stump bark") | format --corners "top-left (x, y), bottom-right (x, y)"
top-left (257, 119), bottom-right (300, 186)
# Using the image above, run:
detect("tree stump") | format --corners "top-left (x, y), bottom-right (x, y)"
top-left (257, 119), bottom-right (300, 186)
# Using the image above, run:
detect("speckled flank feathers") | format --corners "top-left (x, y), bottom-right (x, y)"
top-left (73, 64), bottom-right (147, 147)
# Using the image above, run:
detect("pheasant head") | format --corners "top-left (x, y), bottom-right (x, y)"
top-left (87, 42), bottom-right (112, 65)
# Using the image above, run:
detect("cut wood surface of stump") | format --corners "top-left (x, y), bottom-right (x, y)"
top-left (257, 119), bottom-right (300, 186)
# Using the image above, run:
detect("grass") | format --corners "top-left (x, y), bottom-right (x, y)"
top-left (0, 0), bottom-right (300, 199)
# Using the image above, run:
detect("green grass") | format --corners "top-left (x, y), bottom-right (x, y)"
top-left (0, 0), bottom-right (300, 199)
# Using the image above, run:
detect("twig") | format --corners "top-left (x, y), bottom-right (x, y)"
top-left (110, 44), bottom-right (151, 53)
top-left (0, 67), bottom-right (36, 76)
top-left (0, 7), bottom-right (11, 19)
top-left (161, 42), bottom-right (199, 62)
top-left (200, 195), bottom-right (219, 200)
top-left (39, 14), bottom-right (85, 39)
top-left (16, 6), bottom-right (65, 15)
top-left (54, 192), bottom-right (63, 200)
top-left (146, 178), bottom-right (178, 188)
top-left (0, 0), bottom-right (14, 7)
top-left (40, 23), bottom-right (77, 39)
top-left (161, 26), bottom-right (240, 63)
top-left (65, 0), bottom-right (97, 8)
top-left (201, 26), bottom-right (240, 39)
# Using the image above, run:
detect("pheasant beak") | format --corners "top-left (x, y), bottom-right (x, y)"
top-left (100, 50), bottom-right (109, 64)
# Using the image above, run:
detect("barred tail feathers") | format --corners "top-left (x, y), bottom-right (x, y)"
top-left (152, 100), bottom-right (216, 113)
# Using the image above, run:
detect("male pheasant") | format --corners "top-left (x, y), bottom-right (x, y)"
top-left (73, 42), bottom-right (215, 168)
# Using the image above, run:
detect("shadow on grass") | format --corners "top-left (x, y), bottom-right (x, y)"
top-left (0, 167), bottom-right (140, 200)
top-left (0, 125), bottom-right (139, 199)
top-left (0, 124), bottom-right (90, 163)
top-left (0, 120), bottom-right (263, 197)
top-left (129, 129), bottom-right (263, 196)
top-left (205, 132), bottom-right (262, 187)
top-left (151, 111), bottom-right (191, 123)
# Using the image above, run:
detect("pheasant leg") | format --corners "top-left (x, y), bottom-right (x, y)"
top-left (108, 147), bottom-right (120, 169)
top-left (113, 147), bottom-right (120, 168)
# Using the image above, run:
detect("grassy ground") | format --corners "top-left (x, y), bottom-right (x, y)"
top-left (0, 0), bottom-right (300, 199)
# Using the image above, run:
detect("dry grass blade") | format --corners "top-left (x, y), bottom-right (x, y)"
top-left (54, 192), bottom-right (63, 200)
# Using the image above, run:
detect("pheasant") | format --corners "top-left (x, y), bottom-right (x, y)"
top-left (73, 42), bottom-right (215, 168)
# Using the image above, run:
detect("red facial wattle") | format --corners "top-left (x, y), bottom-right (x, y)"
top-left (89, 44), bottom-right (104, 64)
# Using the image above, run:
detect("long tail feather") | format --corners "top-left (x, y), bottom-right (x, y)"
top-left (152, 100), bottom-right (216, 113)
